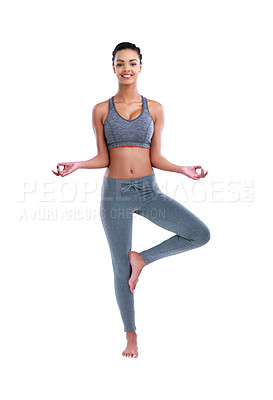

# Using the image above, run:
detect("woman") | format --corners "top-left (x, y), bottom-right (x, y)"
top-left (52, 42), bottom-right (210, 359)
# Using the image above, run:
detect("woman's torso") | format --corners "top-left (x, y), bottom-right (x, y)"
top-left (101, 95), bottom-right (155, 179)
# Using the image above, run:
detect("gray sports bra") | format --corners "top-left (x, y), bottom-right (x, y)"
top-left (103, 95), bottom-right (154, 150)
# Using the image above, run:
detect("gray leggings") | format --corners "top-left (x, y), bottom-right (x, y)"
top-left (99, 172), bottom-right (210, 332)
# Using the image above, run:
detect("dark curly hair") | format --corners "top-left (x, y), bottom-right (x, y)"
top-left (112, 42), bottom-right (142, 65)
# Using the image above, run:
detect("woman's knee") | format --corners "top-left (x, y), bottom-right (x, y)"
top-left (194, 223), bottom-right (210, 246)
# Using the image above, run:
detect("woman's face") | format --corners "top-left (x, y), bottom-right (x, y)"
top-left (112, 49), bottom-right (142, 84)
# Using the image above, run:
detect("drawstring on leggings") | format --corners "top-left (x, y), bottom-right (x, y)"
top-left (120, 182), bottom-right (145, 193)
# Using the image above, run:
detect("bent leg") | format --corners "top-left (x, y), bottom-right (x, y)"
top-left (100, 200), bottom-right (137, 332)
top-left (135, 192), bottom-right (210, 265)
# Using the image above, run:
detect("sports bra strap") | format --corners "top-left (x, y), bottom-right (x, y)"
top-left (142, 96), bottom-right (148, 110)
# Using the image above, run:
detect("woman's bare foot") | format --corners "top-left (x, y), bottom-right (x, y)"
top-left (122, 331), bottom-right (138, 358)
top-left (128, 250), bottom-right (146, 293)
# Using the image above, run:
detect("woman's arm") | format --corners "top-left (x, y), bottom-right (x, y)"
top-left (150, 101), bottom-right (180, 173)
top-left (77, 103), bottom-right (109, 169)
top-left (150, 102), bottom-right (208, 180)
top-left (76, 154), bottom-right (109, 169)
top-left (52, 103), bottom-right (109, 176)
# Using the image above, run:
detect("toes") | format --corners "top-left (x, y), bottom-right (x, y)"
top-left (122, 350), bottom-right (138, 358)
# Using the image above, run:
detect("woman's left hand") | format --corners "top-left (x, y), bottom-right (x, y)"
top-left (178, 165), bottom-right (208, 180)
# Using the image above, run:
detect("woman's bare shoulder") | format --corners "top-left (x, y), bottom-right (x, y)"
top-left (146, 98), bottom-right (163, 106)
top-left (92, 99), bottom-right (110, 124)
top-left (92, 99), bottom-right (109, 111)
top-left (146, 99), bottom-right (164, 122)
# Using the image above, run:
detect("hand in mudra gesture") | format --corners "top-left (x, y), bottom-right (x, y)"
top-left (179, 165), bottom-right (208, 180)
top-left (52, 162), bottom-right (79, 177)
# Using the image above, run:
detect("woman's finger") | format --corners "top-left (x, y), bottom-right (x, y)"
top-left (57, 164), bottom-right (63, 177)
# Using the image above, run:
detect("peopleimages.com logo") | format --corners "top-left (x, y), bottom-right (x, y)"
top-left (17, 178), bottom-right (254, 221)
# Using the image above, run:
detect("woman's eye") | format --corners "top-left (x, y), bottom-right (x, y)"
top-left (117, 63), bottom-right (137, 67)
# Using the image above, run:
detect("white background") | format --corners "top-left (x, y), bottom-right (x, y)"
top-left (1, 0), bottom-right (272, 399)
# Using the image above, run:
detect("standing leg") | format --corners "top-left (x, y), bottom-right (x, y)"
top-left (135, 191), bottom-right (210, 265)
top-left (100, 199), bottom-right (137, 332)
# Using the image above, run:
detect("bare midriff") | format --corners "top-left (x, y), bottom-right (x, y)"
top-left (104, 146), bottom-right (154, 179)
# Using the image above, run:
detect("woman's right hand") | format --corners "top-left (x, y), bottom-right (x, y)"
top-left (52, 162), bottom-right (80, 177)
